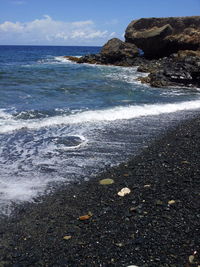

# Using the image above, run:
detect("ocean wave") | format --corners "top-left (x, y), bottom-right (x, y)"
top-left (103, 65), bottom-right (148, 85)
top-left (36, 56), bottom-right (146, 87)
top-left (0, 109), bottom-right (13, 119)
top-left (37, 56), bottom-right (81, 65)
top-left (54, 56), bottom-right (75, 63)
top-left (1, 99), bottom-right (200, 134)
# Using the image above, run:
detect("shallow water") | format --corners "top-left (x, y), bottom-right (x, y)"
top-left (1, 45), bottom-right (200, 215)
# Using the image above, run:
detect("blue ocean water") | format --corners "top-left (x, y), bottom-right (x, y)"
top-left (1, 45), bottom-right (200, 214)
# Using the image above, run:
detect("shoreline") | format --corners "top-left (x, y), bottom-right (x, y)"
top-left (0, 116), bottom-right (200, 266)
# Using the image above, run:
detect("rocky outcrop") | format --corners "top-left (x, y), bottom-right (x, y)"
top-left (100, 38), bottom-right (139, 62)
top-left (125, 16), bottom-right (200, 59)
top-left (138, 51), bottom-right (200, 88)
top-left (77, 38), bottom-right (140, 66)
top-left (66, 16), bottom-right (200, 88)
top-left (63, 56), bottom-right (80, 62)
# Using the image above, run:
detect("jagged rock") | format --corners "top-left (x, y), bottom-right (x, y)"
top-left (77, 54), bottom-right (104, 64)
top-left (175, 50), bottom-right (200, 60)
top-left (100, 38), bottom-right (139, 62)
top-left (63, 56), bottom-right (80, 62)
top-left (77, 38), bottom-right (140, 66)
top-left (137, 60), bottom-right (162, 73)
top-left (138, 54), bottom-right (200, 88)
top-left (125, 16), bottom-right (200, 58)
top-left (65, 16), bottom-right (200, 88)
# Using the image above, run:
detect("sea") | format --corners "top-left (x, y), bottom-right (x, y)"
top-left (1, 45), bottom-right (200, 215)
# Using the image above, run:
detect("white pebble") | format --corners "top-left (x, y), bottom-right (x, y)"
top-left (117, 187), bottom-right (131, 197)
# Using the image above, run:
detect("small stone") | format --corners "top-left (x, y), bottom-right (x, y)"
top-left (181, 160), bottom-right (190, 164)
top-left (130, 233), bottom-right (135, 239)
top-left (117, 187), bottom-right (131, 197)
top-left (79, 213), bottom-right (92, 221)
top-left (189, 255), bottom-right (195, 264)
top-left (63, 235), bottom-right (72, 240)
top-left (115, 243), bottom-right (123, 247)
top-left (130, 204), bottom-right (143, 214)
top-left (130, 207), bottom-right (137, 212)
top-left (168, 200), bottom-right (176, 205)
top-left (99, 178), bottom-right (114, 185)
top-left (144, 184), bottom-right (151, 188)
top-left (88, 211), bottom-right (93, 217)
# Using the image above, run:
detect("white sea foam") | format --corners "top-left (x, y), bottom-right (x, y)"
top-left (1, 99), bottom-right (200, 134)
top-left (104, 66), bottom-right (148, 84)
top-left (0, 174), bottom-right (67, 204)
top-left (56, 135), bottom-right (87, 150)
top-left (54, 56), bottom-right (81, 63)
top-left (1, 99), bottom-right (200, 215)
top-left (37, 56), bottom-right (77, 65)
top-left (0, 126), bottom-right (88, 213)
top-left (54, 56), bottom-right (73, 63)
top-left (0, 109), bottom-right (13, 119)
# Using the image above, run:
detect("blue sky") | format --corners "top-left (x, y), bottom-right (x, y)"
top-left (0, 0), bottom-right (200, 45)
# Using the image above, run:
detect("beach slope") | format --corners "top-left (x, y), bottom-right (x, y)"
top-left (0, 117), bottom-right (200, 266)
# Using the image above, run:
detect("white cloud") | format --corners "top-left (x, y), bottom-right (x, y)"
top-left (72, 20), bottom-right (94, 27)
top-left (0, 21), bottom-right (23, 32)
top-left (0, 15), bottom-right (114, 45)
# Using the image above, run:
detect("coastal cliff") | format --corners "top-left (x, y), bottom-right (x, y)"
top-left (125, 16), bottom-right (200, 59)
top-left (68, 16), bottom-right (200, 88)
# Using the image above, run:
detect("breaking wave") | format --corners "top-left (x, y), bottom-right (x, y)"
top-left (1, 100), bottom-right (200, 134)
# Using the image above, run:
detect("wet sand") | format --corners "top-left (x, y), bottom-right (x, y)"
top-left (0, 116), bottom-right (200, 267)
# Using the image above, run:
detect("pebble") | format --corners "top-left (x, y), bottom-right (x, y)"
top-left (168, 200), bottom-right (176, 205)
top-left (63, 235), bottom-right (72, 240)
top-left (181, 160), bottom-right (190, 164)
top-left (79, 212), bottom-right (92, 220)
top-left (189, 255), bottom-right (195, 264)
top-left (115, 243), bottom-right (123, 247)
top-left (99, 178), bottom-right (114, 185)
top-left (117, 187), bottom-right (131, 197)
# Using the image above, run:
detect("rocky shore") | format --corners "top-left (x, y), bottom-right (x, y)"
top-left (0, 116), bottom-right (200, 267)
top-left (67, 16), bottom-right (200, 89)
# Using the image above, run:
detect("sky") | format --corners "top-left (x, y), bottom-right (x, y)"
top-left (0, 0), bottom-right (200, 46)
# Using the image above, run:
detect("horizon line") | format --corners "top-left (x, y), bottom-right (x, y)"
top-left (0, 44), bottom-right (102, 47)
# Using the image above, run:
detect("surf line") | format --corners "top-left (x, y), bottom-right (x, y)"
top-left (1, 99), bottom-right (200, 133)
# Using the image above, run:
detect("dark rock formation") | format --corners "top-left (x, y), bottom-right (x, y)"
top-left (65, 16), bottom-right (200, 88)
top-left (63, 56), bottom-right (80, 62)
top-left (77, 54), bottom-right (105, 64)
top-left (77, 38), bottom-right (140, 66)
top-left (138, 51), bottom-right (200, 88)
top-left (100, 38), bottom-right (139, 62)
top-left (125, 16), bottom-right (200, 59)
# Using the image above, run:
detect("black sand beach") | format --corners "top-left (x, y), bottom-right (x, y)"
top-left (0, 116), bottom-right (200, 267)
